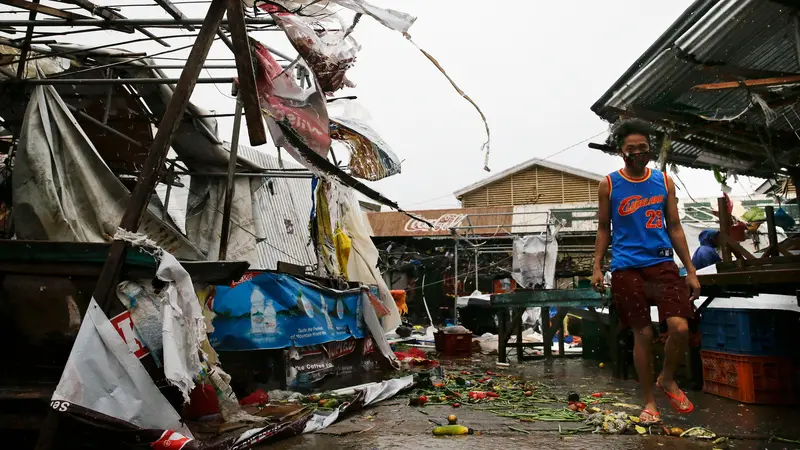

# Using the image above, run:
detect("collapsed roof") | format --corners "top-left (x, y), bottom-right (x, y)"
top-left (591, 0), bottom-right (800, 180)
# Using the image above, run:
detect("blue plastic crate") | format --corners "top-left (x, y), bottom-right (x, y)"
top-left (699, 308), bottom-right (799, 356)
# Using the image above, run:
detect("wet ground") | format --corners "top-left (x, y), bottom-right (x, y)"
top-left (267, 357), bottom-right (800, 450)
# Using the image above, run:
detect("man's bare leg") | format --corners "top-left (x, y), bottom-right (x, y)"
top-left (657, 316), bottom-right (691, 410)
top-left (632, 325), bottom-right (658, 419)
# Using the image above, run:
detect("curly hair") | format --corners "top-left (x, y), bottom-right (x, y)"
top-left (609, 119), bottom-right (655, 150)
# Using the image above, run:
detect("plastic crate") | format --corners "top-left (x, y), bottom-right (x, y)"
top-left (699, 308), bottom-right (798, 356)
top-left (700, 350), bottom-right (797, 404)
top-left (434, 332), bottom-right (473, 357)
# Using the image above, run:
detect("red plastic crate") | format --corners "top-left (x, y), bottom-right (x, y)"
top-left (700, 350), bottom-right (797, 405)
top-left (434, 332), bottom-right (473, 357)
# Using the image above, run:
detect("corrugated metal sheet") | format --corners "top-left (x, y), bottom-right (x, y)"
top-left (593, 0), bottom-right (800, 178)
top-left (368, 207), bottom-right (513, 237)
top-left (161, 146), bottom-right (315, 269)
top-left (235, 145), bottom-right (316, 270)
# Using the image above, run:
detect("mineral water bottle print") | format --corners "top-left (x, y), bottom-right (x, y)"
top-left (296, 289), bottom-right (314, 318)
top-left (336, 297), bottom-right (344, 319)
top-left (264, 297), bottom-right (278, 335)
top-left (320, 293), bottom-right (333, 332)
top-left (250, 287), bottom-right (267, 335)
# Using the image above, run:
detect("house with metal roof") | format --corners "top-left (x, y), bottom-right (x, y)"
top-left (589, 0), bottom-right (800, 188)
top-left (454, 158), bottom-right (604, 209)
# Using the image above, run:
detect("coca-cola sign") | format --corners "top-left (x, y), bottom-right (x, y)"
top-left (404, 213), bottom-right (467, 233)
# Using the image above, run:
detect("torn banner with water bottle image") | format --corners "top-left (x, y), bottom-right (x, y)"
top-left (209, 272), bottom-right (368, 351)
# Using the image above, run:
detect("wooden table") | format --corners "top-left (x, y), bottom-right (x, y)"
top-left (490, 288), bottom-right (611, 363)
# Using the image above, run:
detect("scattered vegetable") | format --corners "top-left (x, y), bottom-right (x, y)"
top-left (447, 414), bottom-right (458, 424)
top-left (680, 427), bottom-right (716, 439)
top-left (432, 425), bottom-right (472, 436)
top-left (452, 402), bottom-right (461, 408)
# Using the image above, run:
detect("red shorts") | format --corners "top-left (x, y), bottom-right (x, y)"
top-left (611, 261), bottom-right (693, 330)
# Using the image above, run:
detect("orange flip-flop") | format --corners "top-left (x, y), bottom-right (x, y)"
top-left (639, 409), bottom-right (661, 425)
top-left (657, 382), bottom-right (695, 414)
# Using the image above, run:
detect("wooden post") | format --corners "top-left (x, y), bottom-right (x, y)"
top-left (717, 197), bottom-right (732, 263)
top-left (542, 306), bottom-right (551, 358)
top-left (765, 205), bottom-right (778, 257)
top-left (792, 170), bottom-right (800, 212)
top-left (90, 0), bottom-right (228, 310)
top-left (497, 308), bottom-right (508, 364)
top-left (226, 0), bottom-right (267, 146)
top-left (15, 0), bottom-right (37, 79)
top-left (218, 93), bottom-right (243, 260)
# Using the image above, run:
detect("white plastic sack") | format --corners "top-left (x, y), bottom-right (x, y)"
top-left (51, 299), bottom-right (192, 437)
top-left (512, 230), bottom-right (558, 289)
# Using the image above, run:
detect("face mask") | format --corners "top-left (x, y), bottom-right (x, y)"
top-left (623, 152), bottom-right (650, 170)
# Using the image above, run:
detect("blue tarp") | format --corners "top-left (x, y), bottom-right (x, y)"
top-left (209, 272), bottom-right (366, 351)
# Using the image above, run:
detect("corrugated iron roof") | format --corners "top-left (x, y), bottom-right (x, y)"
top-left (453, 159), bottom-right (604, 199)
top-left (234, 145), bottom-right (316, 270)
top-left (591, 0), bottom-right (800, 178)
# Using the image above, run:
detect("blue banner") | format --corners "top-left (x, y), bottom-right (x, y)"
top-left (209, 272), bottom-right (365, 350)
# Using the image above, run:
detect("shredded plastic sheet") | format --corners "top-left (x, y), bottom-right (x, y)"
top-left (330, 116), bottom-right (401, 181)
top-left (52, 299), bottom-right (193, 437)
top-left (252, 38), bottom-right (331, 162)
top-left (335, 184), bottom-right (402, 331)
top-left (268, 10), bottom-right (361, 94)
top-left (155, 251), bottom-right (208, 402)
top-left (314, 179), bottom-right (339, 276)
top-left (259, 0), bottom-right (490, 169)
top-left (512, 231), bottom-right (558, 289)
top-left (252, 0), bottom-right (416, 33)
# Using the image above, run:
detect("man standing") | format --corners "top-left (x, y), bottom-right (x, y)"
top-left (592, 119), bottom-right (701, 424)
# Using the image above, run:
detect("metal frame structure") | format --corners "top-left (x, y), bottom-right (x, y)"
top-left (0, 1), bottom-right (434, 445)
top-left (447, 210), bottom-right (554, 322)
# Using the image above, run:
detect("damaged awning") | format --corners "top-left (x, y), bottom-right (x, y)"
top-left (589, 0), bottom-right (800, 180)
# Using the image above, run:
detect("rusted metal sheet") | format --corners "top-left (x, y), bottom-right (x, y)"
top-left (367, 206), bottom-right (513, 237)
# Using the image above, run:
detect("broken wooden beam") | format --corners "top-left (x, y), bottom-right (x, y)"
top-left (90, 0), bottom-right (228, 310)
top-left (152, 0), bottom-right (195, 31)
top-left (0, 0), bottom-right (94, 21)
top-left (225, 0), bottom-right (268, 146)
top-left (14, 0), bottom-right (37, 79)
top-left (693, 75), bottom-right (800, 91)
top-left (219, 93), bottom-right (243, 260)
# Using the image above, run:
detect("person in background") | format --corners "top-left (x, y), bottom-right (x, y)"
top-left (691, 230), bottom-right (722, 271)
top-left (591, 119), bottom-right (700, 425)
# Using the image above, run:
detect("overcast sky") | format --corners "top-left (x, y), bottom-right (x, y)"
top-left (4, 0), bottom-right (767, 208)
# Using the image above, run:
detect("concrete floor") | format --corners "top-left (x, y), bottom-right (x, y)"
top-left (267, 358), bottom-right (800, 450)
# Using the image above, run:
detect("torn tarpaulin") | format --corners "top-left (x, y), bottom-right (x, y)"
top-left (268, 9), bottom-right (361, 94)
top-left (252, 0), bottom-right (416, 34)
top-left (330, 116), bottom-right (401, 181)
top-left (252, 37), bottom-right (331, 161)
